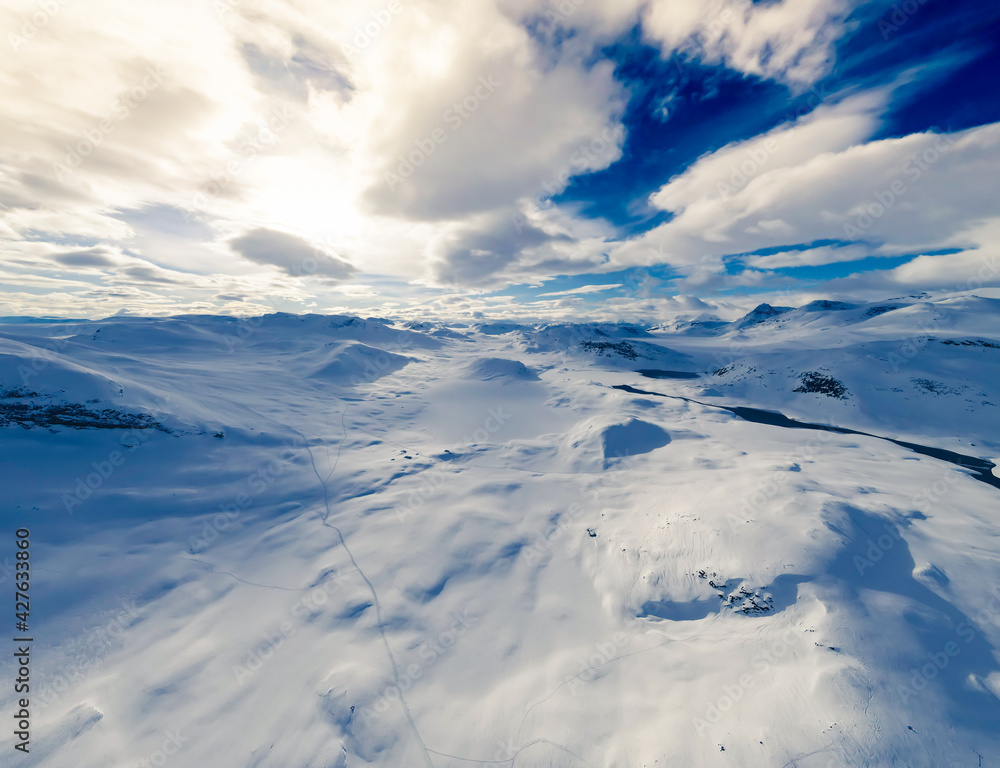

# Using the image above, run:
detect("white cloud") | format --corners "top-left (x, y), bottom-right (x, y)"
top-left (536, 284), bottom-right (623, 297)
top-left (649, 92), bottom-right (883, 220)
top-left (0, 0), bottom-right (992, 317)
top-left (745, 243), bottom-right (872, 269)
top-left (642, 0), bottom-right (855, 86)
top-left (799, 247), bottom-right (1000, 304)
top-left (359, 34), bottom-right (624, 220)
top-left (613, 110), bottom-right (1000, 287)
top-left (500, 0), bottom-right (855, 87)
top-left (0, 0), bottom-right (631, 305)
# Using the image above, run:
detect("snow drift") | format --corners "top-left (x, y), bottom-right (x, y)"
top-left (463, 357), bottom-right (539, 382)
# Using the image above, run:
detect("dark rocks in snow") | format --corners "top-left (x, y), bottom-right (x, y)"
top-left (0, 398), bottom-right (166, 431)
top-left (698, 571), bottom-right (775, 615)
top-left (911, 378), bottom-right (960, 396)
top-left (864, 304), bottom-right (903, 318)
top-left (801, 300), bottom-right (855, 312)
top-left (724, 584), bottom-right (774, 614)
top-left (940, 338), bottom-right (1000, 349)
top-left (1, 386), bottom-right (39, 399)
top-left (580, 340), bottom-right (640, 359)
top-left (793, 372), bottom-right (849, 400)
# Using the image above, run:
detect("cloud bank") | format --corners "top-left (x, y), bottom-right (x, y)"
top-left (1, 0), bottom-right (998, 319)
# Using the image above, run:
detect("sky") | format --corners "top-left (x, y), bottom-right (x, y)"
top-left (1, 0), bottom-right (999, 322)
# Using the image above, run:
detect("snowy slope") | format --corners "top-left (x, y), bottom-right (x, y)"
top-left (1, 296), bottom-right (999, 768)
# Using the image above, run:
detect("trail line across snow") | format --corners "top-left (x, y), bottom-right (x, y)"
top-left (287, 408), bottom-right (437, 768)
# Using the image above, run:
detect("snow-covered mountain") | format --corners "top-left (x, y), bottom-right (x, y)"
top-left (1, 294), bottom-right (999, 767)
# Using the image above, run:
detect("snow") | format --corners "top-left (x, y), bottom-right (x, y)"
top-left (464, 357), bottom-right (540, 382)
top-left (308, 343), bottom-right (411, 384)
top-left (1, 293), bottom-right (999, 767)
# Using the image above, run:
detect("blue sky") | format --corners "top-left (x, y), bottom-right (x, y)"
top-left (1, 0), bottom-right (999, 321)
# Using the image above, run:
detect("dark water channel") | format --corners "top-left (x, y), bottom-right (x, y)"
top-left (636, 369), bottom-right (701, 380)
top-left (613, 383), bottom-right (1000, 491)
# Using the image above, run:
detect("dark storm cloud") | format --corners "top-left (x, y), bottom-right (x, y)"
top-left (51, 247), bottom-right (119, 268)
top-left (432, 213), bottom-right (574, 287)
top-left (230, 228), bottom-right (356, 280)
